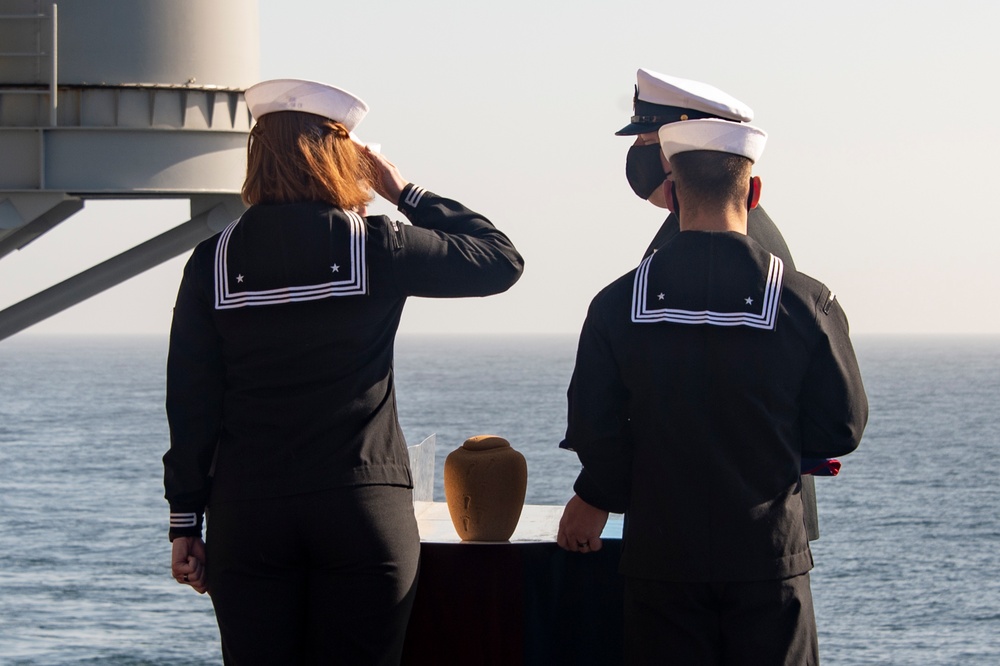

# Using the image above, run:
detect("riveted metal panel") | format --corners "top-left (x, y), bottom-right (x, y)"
top-left (44, 129), bottom-right (246, 193)
top-left (0, 130), bottom-right (40, 189)
top-left (0, 0), bottom-right (258, 336)
top-left (1, 0), bottom-right (259, 89)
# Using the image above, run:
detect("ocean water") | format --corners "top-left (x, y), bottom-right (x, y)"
top-left (0, 334), bottom-right (997, 664)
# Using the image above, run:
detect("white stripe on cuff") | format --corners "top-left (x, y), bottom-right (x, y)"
top-left (403, 185), bottom-right (426, 208)
top-left (170, 512), bottom-right (198, 528)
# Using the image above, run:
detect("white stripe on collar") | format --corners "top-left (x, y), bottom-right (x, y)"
top-left (630, 252), bottom-right (783, 330)
top-left (213, 210), bottom-right (368, 310)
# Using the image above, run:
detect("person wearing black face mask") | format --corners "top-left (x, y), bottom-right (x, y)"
top-left (617, 69), bottom-right (821, 542)
top-left (625, 140), bottom-right (670, 201)
top-left (620, 70), bottom-right (796, 265)
top-left (556, 105), bottom-right (867, 666)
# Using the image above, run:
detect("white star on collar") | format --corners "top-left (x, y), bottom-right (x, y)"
top-left (658, 293), bottom-right (665, 300)
top-left (745, 296), bottom-right (754, 305)
top-left (331, 264), bottom-right (340, 273)
top-left (236, 274), bottom-right (245, 283)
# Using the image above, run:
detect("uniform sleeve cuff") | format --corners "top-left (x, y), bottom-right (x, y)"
top-left (573, 468), bottom-right (628, 514)
top-left (397, 183), bottom-right (429, 214)
top-left (168, 511), bottom-right (203, 541)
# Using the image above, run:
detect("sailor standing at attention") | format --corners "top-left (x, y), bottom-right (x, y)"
top-left (163, 79), bottom-right (523, 665)
top-left (557, 100), bottom-right (868, 662)
top-left (617, 68), bottom-right (823, 539)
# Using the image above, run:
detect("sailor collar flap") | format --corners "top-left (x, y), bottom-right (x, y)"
top-left (214, 205), bottom-right (368, 310)
top-left (631, 233), bottom-right (784, 330)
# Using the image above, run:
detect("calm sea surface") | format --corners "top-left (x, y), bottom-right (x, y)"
top-left (0, 334), bottom-right (997, 664)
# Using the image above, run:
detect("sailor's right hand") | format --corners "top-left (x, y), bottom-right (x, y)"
top-left (363, 147), bottom-right (409, 206)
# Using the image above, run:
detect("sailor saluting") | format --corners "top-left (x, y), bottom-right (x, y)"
top-left (163, 78), bottom-right (523, 664)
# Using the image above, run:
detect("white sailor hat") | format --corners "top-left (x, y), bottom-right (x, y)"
top-left (658, 118), bottom-right (766, 163)
top-left (245, 78), bottom-right (369, 132)
top-left (616, 69), bottom-right (754, 136)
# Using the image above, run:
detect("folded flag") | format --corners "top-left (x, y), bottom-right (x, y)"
top-left (802, 458), bottom-right (841, 476)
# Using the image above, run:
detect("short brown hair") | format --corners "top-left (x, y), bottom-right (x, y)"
top-left (241, 111), bottom-right (375, 209)
top-left (670, 150), bottom-right (752, 209)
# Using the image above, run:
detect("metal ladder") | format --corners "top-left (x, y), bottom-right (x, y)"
top-left (0, 0), bottom-right (58, 126)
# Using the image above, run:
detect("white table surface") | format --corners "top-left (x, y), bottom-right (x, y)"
top-left (414, 501), bottom-right (624, 544)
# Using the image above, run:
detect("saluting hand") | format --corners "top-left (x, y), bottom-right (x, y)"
top-left (362, 147), bottom-right (409, 206)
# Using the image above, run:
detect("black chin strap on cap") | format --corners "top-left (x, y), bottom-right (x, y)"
top-left (671, 186), bottom-right (680, 217)
top-left (631, 101), bottom-right (725, 126)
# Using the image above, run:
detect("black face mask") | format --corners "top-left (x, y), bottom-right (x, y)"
top-left (625, 143), bottom-right (667, 200)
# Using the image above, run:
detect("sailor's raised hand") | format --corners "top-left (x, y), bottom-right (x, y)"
top-left (362, 147), bottom-right (409, 206)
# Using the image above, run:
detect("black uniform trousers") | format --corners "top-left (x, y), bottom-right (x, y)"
top-left (623, 573), bottom-right (818, 666)
top-left (206, 485), bottom-right (420, 665)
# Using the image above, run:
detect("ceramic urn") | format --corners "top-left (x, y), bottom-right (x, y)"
top-left (443, 435), bottom-right (528, 542)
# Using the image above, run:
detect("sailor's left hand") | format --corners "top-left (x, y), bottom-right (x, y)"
top-left (557, 494), bottom-right (609, 554)
top-left (171, 536), bottom-right (208, 594)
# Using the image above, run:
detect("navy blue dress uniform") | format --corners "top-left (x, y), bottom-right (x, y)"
top-left (618, 68), bottom-right (820, 540)
top-left (565, 234), bottom-right (866, 570)
top-left (165, 186), bottom-right (523, 528)
top-left (563, 107), bottom-right (868, 664)
top-left (163, 79), bottom-right (523, 665)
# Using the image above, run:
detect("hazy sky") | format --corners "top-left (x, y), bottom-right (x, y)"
top-left (3, 0), bottom-right (999, 337)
